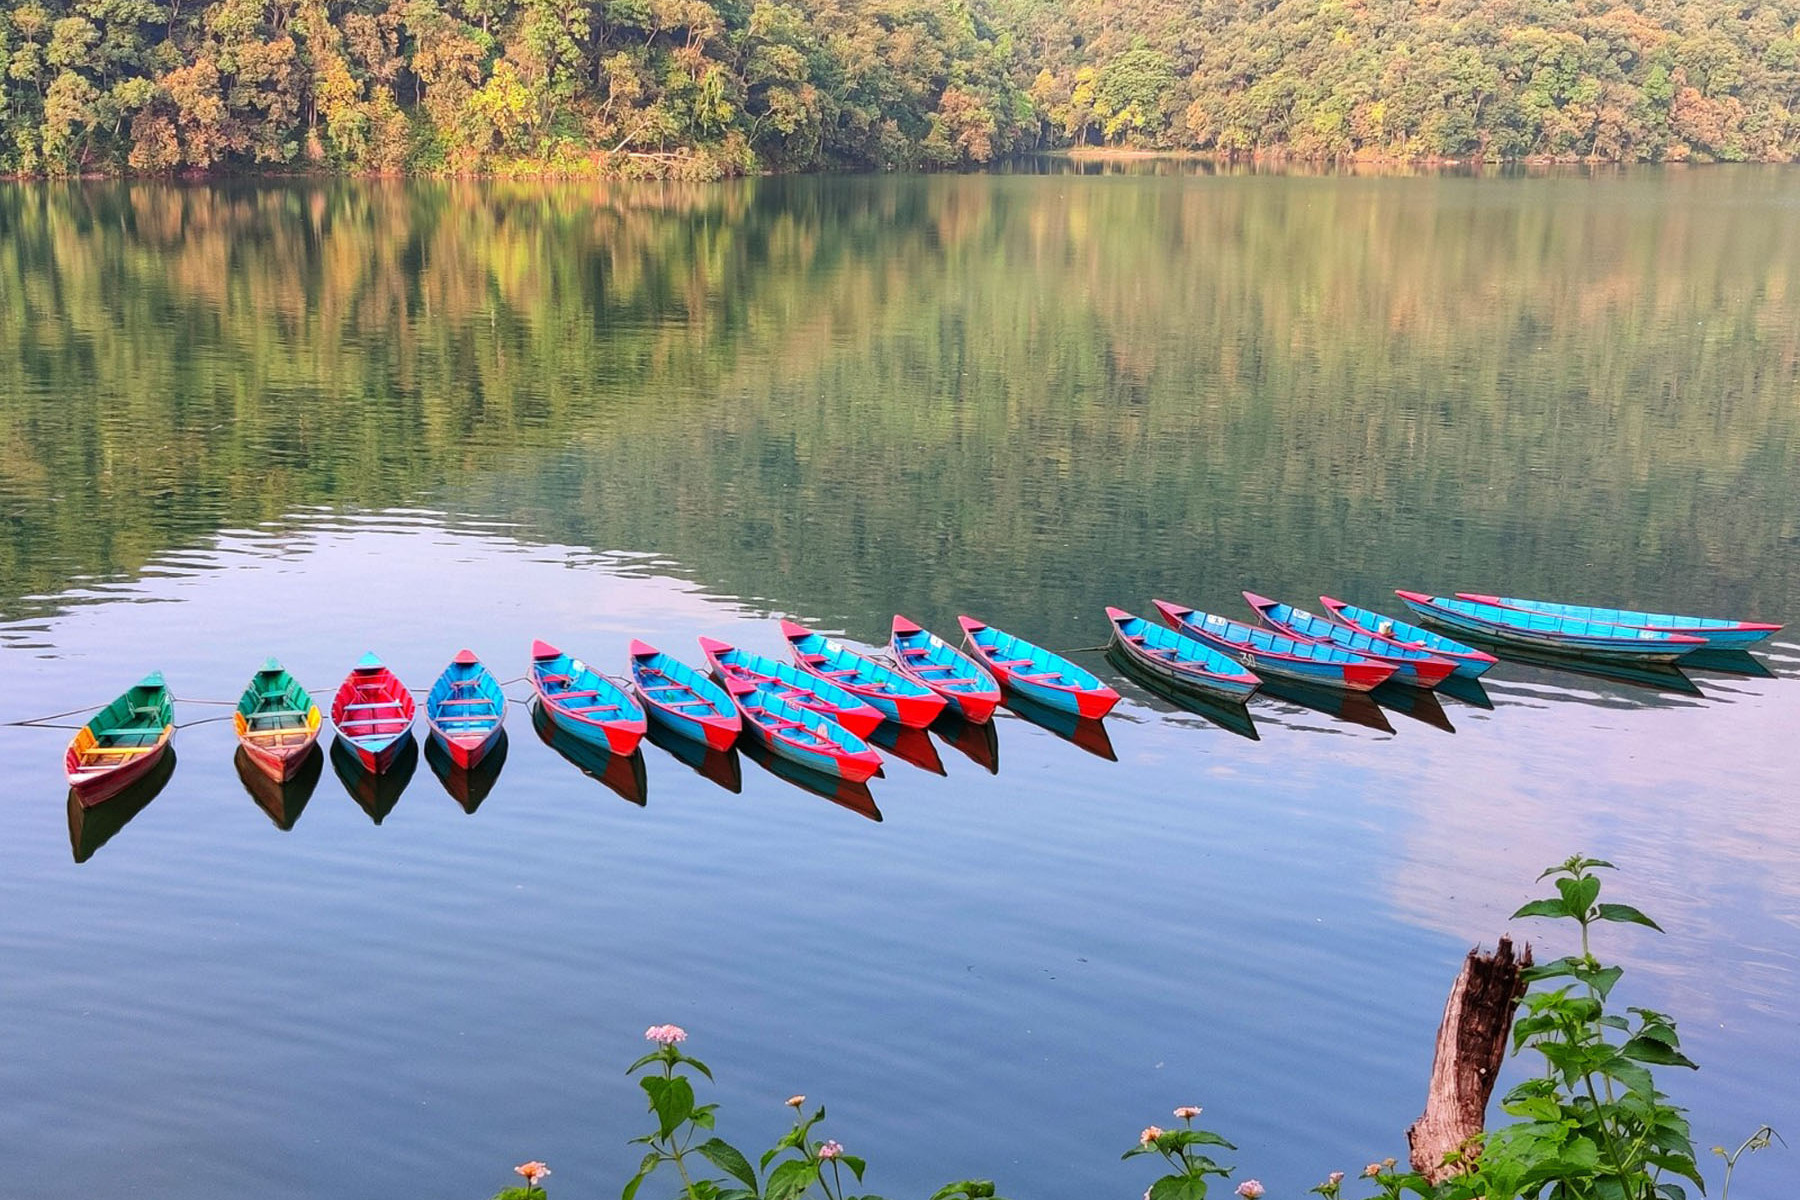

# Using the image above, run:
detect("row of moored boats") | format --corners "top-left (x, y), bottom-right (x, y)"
top-left (61, 591), bottom-right (1783, 806)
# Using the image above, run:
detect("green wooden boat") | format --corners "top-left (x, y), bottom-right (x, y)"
top-left (234, 658), bottom-right (323, 782)
top-left (64, 672), bottom-right (176, 807)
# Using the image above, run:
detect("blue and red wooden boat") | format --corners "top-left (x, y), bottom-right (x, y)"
top-left (1318, 596), bottom-right (1498, 679)
top-left (530, 640), bottom-right (647, 756)
top-left (330, 653), bottom-right (415, 772)
top-left (425, 650), bottom-right (507, 769)
top-left (64, 672), bottom-right (176, 807)
top-left (1105, 607), bottom-right (1262, 701)
top-left (1455, 594), bottom-right (1782, 651)
top-left (889, 615), bottom-right (1002, 723)
top-left (698, 636), bottom-right (884, 738)
top-left (1153, 600), bottom-right (1396, 692)
top-left (1394, 592), bottom-right (1706, 663)
top-left (782, 620), bottom-right (946, 729)
top-left (957, 616), bottom-right (1120, 719)
top-left (723, 678), bottom-right (883, 784)
top-left (627, 639), bottom-right (740, 751)
top-left (1243, 592), bottom-right (1457, 689)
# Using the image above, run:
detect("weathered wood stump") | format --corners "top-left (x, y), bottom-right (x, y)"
top-left (1407, 934), bottom-right (1533, 1181)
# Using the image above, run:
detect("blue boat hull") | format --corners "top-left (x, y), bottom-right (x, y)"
top-left (1396, 594), bottom-right (1699, 663)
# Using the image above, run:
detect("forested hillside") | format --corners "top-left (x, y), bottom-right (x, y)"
top-left (1, 0), bottom-right (1797, 176)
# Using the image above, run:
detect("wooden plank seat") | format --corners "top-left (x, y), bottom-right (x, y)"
top-left (338, 716), bottom-right (407, 729)
top-left (639, 682), bottom-right (689, 693)
top-left (906, 662), bottom-right (960, 674)
top-left (660, 697), bottom-right (715, 709)
top-left (97, 730), bottom-right (165, 746)
top-left (436, 717), bottom-right (499, 728)
top-left (342, 701), bottom-right (406, 711)
top-left (1010, 670), bottom-right (1067, 684)
top-left (562, 703), bottom-right (623, 716)
top-left (544, 688), bottom-right (604, 701)
top-left (436, 697), bottom-right (497, 708)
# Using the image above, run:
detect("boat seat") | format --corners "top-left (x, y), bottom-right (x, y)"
top-left (547, 688), bottom-right (604, 700)
top-left (814, 666), bottom-right (861, 680)
top-left (436, 717), bottom-right (498, 727)
top-left (341, 701), bottom-right (403, 711)
top-left (639, 683), bottom-right (688, 693)
top-left (1011, 671), bottom-right (1067, 684)
top-left (436, 697), bottom-right (495, 707)
top-left (337, 717), bottom-right (404, 729)
top-left (992, 657), bottom-right (1036, 668)
top-left (564, 703), bottom-right (623, 716)
top-left (909, 662), bottom-right (958, 674)
top-left (659, 697), bottom-right (716, 710)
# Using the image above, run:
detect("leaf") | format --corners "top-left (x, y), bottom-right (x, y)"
top-left (698, 1138), bottom-right (761, 1192)
top-left (766, 1157), bottom-right (820, 1200)
top-left (641, 1074), bottom-right (696, 1139)
top-left (930, 1183), bottom-right (998, 1200)
top-left (1557, 874), bottom-right (1601, 918)
top-left (1596, 903), bottom-right (1664, 932)
top-left (622, 1151), bottom-right (661, 1200)
top-left (1163, 1129), bottom-right (1238, 1151)
top-left (1623, 1036), bottom-right (1698, 1070)
top-left (626, 1050), bottom-right (666, 1075)
top-left (1512, 898), bottom-right (1570, 921)
top-left (841, 1154), bottom-right (868, 1182)
top-left (677, 1051), bottom-right (716, 1080)
top-left (1148, 1174), bottom-right (1209, 1200)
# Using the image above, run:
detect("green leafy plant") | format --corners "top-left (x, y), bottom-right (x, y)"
top-left (1440, 855), bottom-right (1702, 1200)
top-left (1123, 1105), bottom-right (1239, 1199)
top-left (623, 1024), bottom-right (762, 1200)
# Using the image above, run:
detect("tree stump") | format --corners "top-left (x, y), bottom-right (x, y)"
top-left (1407, 935), bottom-right (1533, 1181)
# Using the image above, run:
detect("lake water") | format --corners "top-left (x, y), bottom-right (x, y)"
top-left (1, 168), bottom-right (1796, 1199)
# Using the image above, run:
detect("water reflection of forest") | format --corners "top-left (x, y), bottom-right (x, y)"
top-left (3, 175), bottom-right (1797, 646)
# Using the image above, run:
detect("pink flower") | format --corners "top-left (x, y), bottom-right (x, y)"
top-left (1235, 1182), bottom-right (1265, 1199)
top-left (514, 1161), bottom-right (551, 1187)
top-left (818, 1140), bottom-right (844, 1160)
top-left (1364, 1164), bottom-right (1383, 1178)
top-left (1328, 1172), bottom-right (1345, 1185)
top-left (1140, 1126), bottom-right (1165, 1146)
top-left (1173, 1106), bottom-right (1202, 1120)
top-left (786, 1095), bottom-right (806, 1108)
top-left (644, 1024), bottom-right (687, 1045)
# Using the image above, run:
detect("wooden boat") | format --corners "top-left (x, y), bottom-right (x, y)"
top-left (329, 653), bottom-right (415, 772)
top-left (529, 640), bottom-right (647, 755)
top-left (68, 747), bottom-right (175, 863)
top-left (236, 742), bottom-right (323, 829)
top-left (1456, 594), bottom-right (1783, 651)
top-left (425, 650), bottom-right (507, 768)
top-left (531, 702), bottom-right (647, 807)
top-left (332, 733), bottom-right (419, 824)
top-left (889, 615), bottom-right (1002, 723)
top-left (781, 620), bottom-right (947, 729)
top-left (1104, 644), bottom-right (1261, 742)
top-left (1243, 592), bottom-right (1456, 689)
top-left (1106, 606), bottom-right (1262, 700)
top-left (627, 639), bottom-right (740, 750)
top-left (233, 659), bottom-right (323, 782)
top-left (1153, 600), bottom-right (1396, 692)
top-left (65, 672), bottom-right (176, 807)
top-left (425, 728), bottom-right (509, 813)
top-left (646, 720), bottom-right (744, 794)
top-left (1319, 596), bottom-right (1498, 680)
top-left (1393, 591), bottom-right (1706, 663)
top-left (723, 677), bottom-right (883, 784)
top-left (698, 636), bottom-right (884, 738)
top-left (957, 616), bottom-right (1120, 719)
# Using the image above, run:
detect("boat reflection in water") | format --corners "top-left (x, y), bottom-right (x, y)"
top-left (237, 742), bottom-right (324, 829)
top-left (1434, 673), bottom-right (1494, 710)
top-left (1105, 645), bottom-right (1260, 741)
top-left (868, 721), bottom-right (947, 776)
top-left (332, 733), bottom-right (418, 824)
top-left (1449, 633), bottom-right (1706, 698)
top-left (930, 710), bottom-right (1000, 774)
top-left (67, 747), bottom-right (176, 863)
top-left (1678, 648), bottom-right (1776, 679)
top-left (1369, 681), bottom-right (1456, 733)
top-left (739, 735), bottom-right (882, 822)
top-left (531, 702), bottom-right (646, 807)
top-left (999, 690), bottom-right (1117, 761)
top-left (1255, 677), bottom-right (1396, 735)
top-left (644, 721), bottom-right (743, 794)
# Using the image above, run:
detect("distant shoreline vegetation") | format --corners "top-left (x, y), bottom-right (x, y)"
top-left (1, 0), bottom-right (1796, 181)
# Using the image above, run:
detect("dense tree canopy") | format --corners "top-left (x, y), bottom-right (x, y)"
top-left (0, 0), bottom-right (1796, 175)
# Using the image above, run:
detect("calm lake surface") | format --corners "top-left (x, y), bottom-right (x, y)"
top-left (1, 168), bottom-right (1796, 1199)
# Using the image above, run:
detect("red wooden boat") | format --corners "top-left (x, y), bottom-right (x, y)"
top-left (330, 653), bottom-right (415, 773)
top-left (781, 620), bottom-right (947, 728)
top-left (889, 615), bottom-right (1002, 723)
top-left (698, 635), bottom-right (884, 738)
